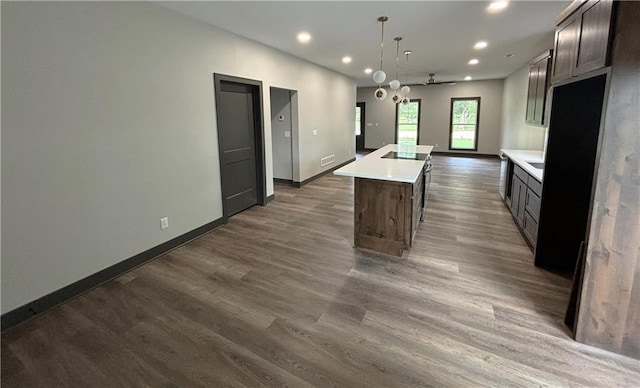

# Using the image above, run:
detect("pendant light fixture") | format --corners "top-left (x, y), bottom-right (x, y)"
top-left (401, 50), bottom-right (412, 104)
top-left (390, 37), bottom-right (402, 103)
top-left (373, 16), bottom-right (388, 101)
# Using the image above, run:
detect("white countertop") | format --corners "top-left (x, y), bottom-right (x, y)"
top-left (334, 144), bottom-right (434, 183)
top-left (500, 149), bottom-right (544, 182)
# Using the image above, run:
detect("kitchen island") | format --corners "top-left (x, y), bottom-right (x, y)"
top-left (334, 144), bottom-right (433, 256)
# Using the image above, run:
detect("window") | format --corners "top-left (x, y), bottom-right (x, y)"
top-left (355, 106), bottom-right (361, 136)
top-left (395, 99), bottom-right (421, 146)
top-left (449, 97), bottom-right (480, 151)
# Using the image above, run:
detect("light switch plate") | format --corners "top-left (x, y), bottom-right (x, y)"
top-left (312, 130), bottom-right (317, 136)
top-left (284, 131), bottom-right (291, 138)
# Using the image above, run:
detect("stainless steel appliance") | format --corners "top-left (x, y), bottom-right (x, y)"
top-left (422, 155), bottom-right (432, 220)
top-left (499, 152), bottom-right (508, 200)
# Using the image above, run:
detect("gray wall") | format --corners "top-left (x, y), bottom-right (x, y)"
top-left (1, 1), bottom-right (355, 313)
top-left (357, 80), bottom-right (504, 154)
top-left (270, 88), bottom-right (294, 180)
top-left (500, 63), bottom-right (548, 151)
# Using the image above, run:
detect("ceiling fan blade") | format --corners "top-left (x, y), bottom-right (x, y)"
top-left (422, 81), bottom-right (457, 86)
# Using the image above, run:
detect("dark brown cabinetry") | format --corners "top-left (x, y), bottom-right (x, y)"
top-left (354, 169), bottom-right (425, 256)
top-left (504, 161), bottom-right (542, 247)
top-left (551, 0), bottom-right (614, 82)
top-left (525, 51), bottom-right (552, 126)
top-left (523, 177), bottom-right (542, 244)
top-left (533, 0), bottom-right (640, 360)
top-left (509, 165), bottom-right (527, 226)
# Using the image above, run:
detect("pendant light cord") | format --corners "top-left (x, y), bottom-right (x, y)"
top-left (405, 52), bottom-right (410, 85)
top-left (395, 40), bottom-right (400, 80)
top-left (379, 19), bottom-right (385, 71)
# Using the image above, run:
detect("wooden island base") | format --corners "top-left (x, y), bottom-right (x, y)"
top-left (354, 171), bottom-right (424, 256)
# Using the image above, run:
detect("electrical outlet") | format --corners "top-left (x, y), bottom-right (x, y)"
top-left (435, 143), bottom-right (439, 148)
top-left (160, 217), bottom-right (169, 230)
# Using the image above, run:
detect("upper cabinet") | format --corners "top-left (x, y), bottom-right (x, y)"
top-left (551, 0), bottom-right (614, 83)
top-left (525, 51), bottom-right (552, 126)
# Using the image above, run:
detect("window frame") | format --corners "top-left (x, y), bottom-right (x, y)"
top-left (449, 97), bottom-right (481, 151)
top-left (394, 99), bottom-right (422, 145)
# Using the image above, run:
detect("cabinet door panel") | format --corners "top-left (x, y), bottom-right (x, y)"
top-left (525, 65), bottom-right (538, 123)
top-left (527, 175), bottom-right (543, 197)
top-left (510, 176), bottom-right (526, 226)
top-left (517, 178), bottom-right (527, 225)
top-left (525, 188), bottom-right (541, 222)
top-left (552, 16), bottom-right (579, 82)
top-left (514, 164), bottom-right (528, 182)
top-left (575, 0), bottom-right (613, 75)
top-left (533, 59), bottom-right (550, 124)
top-left (523, 211), bottom-right (539, 244)
top-left (509, 176), bottom-right (520, 216)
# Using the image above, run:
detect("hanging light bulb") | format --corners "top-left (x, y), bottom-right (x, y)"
top-left (374, 87), bottom-right (387, 101)
top-left (401, 50), bottom-right (412, 99)
top-left (372, 16), bottom-right (388, 86)
top-left (373, 71), bottom-right (386, 84)
top-left (389, 37), bottom-right (402, 91)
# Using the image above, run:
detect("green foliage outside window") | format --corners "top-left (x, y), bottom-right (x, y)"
top-left (450, 98), bottom-right (479, 150)
top-left (397, 101), bottom-right (419, 146)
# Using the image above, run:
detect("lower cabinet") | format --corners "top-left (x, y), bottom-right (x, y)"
top-left (509, 165), bottom-right (529, 226)
top-left (510, 175), bottom-right (526, 226)
top-left (523, 211), bottom-right (538, 243)
top-left (504, 162), bottom-right (542, 247)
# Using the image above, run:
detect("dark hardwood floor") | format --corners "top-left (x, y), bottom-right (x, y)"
top-left (3, 156), bottom-right (639, 387)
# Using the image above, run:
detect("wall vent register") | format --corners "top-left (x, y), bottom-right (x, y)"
top-left (320, 154), bottom-right (335, 167)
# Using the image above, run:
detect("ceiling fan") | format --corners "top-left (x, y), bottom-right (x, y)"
top-left (421, 73), bottom-right (457, 86)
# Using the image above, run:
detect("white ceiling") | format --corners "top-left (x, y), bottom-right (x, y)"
top-left (159, 1), bottom-right (570, 87)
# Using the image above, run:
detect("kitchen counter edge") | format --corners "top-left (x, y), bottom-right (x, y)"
top-left (500, 149), bottom-right (544, 182)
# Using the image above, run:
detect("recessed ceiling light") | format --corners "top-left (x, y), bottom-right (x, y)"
top-left (364, 68), bottom-right (373, 74)
top-left (474, 41), bottom-right (488, 49)
top-left (488, 1), bottom-right (509, 12)
top-left (468, 59), bottom-right (479, 65)
top-left (464, 76), bottom-right (472, 81)
top-left (342, 56), bottom-right (352, 64)
top-left (297, 32), bottom-right (311, 44)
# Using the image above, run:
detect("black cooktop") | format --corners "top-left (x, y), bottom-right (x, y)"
top-left (381, 151), bottom-right (430, 161)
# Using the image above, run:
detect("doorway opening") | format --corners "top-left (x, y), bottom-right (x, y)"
top-left (356, 102), bottom-right (366, 151)
top-left (214, 74), bottom-right (266, 221)
top-left (270, 87), bottom-right (298, 185)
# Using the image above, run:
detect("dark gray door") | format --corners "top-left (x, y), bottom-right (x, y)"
top-left (218, 81), bottom-right (258, 217)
